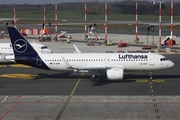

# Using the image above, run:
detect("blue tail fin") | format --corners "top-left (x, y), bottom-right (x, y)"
top-left (7, 26), bottom-right (50, 70)
top-left (7, 26), bottom-right (38, 57)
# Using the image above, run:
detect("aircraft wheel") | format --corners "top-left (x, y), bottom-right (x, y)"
top-left (149, 72), bottom-right (153, 80)
top-left (90, 74), bottom-right (97, 82)
top-left (90, 77), bottom-right (96, 82)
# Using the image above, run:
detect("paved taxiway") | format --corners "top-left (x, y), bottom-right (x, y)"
top-left (0, 54), bottom-right (179, 95)
top-left (0, 33), bottom-right (180, 119)
top-left (0, 49), bottom-right (180, 119)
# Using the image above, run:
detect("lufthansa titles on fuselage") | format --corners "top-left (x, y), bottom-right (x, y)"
top-left (119, 54), bottom-right (148, 59)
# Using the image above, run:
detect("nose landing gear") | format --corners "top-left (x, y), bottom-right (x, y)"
top-left (149, 72), bottom-right (153, 80)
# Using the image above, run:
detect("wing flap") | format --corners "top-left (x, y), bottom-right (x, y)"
top-left (78, 66), bottom-right (107, 70)
top-left (60, 56), bottom-right (126, 72)
top-left (77, 65), bottom-right (126, 71)
top-left (61, 57), bottom-right (73, 69)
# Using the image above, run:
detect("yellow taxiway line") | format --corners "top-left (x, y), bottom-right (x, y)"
top-left (136, 79), bottom-right (164, 83)
top-left (152, 79), bottom-right (164, 82)
top-left (0, 74), bottom-right (38, 79)
top-left (9, 64), bottom-right (32, 68)
top-left (136, 79), bottom-right (149, 82)
top-left (0, 65), bottom-right (7, 68)
top-left (55, 72), bottom-right (84, 120)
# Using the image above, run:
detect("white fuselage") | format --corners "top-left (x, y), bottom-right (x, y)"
top-left (38, 52), bottom-right (174, 72)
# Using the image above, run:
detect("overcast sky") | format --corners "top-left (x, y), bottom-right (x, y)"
top-left (0, 0), bottom-right (177, 5)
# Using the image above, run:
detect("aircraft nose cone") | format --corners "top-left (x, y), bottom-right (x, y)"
top-left (170, 61), bottom-right (174, 68)
top-left (167, 61), bottom-right (174, 69)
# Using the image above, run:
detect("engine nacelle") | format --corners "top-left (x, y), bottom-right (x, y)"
top-left (106, 68), bottom-right (124, 80)
top-left (5, 55), bottom-right (15, 60)
top-left (0, 54), bottom-right (6, 63)
top-left (0, 54), bottom-right (15, 63)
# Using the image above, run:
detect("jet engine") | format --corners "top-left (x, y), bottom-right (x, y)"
top-left (0, 54), bottom-right (15, 63)
top-left (106, 68), bottom-right (124, 80)
top-left (0, 54), bottom-right (6, 63)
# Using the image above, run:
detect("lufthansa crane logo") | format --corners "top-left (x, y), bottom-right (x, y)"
top-left (14, 39), bottom-right (27, 53)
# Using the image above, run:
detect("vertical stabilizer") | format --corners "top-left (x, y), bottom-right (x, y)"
top-left (7, 26), bottom-right (50, 70)
top-left (7, 26), bottom-right (38, 58)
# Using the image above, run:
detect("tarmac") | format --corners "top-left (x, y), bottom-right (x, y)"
top-left (1, 32), bottom-right (180, 53)
top-left (1, 95), bottom-right (180, 120)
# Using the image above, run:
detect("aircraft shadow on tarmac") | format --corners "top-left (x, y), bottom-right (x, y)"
top-left (124, 74), bottom-right (180, 79)
top-left (92, 74), bottom-right (180, 86)
top-left (34, 73), bottom-right (180, 85)
top-left (91, 79), bottom-right (136, 86)
top-left (35, 73), bottom-right (180, 79)
top-left (35, 73), bottom-right (90, 80)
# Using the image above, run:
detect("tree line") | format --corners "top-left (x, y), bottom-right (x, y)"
top-left (0, 1), bottom-right (180, 16)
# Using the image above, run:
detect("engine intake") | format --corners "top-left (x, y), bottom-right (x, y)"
top-left (106, 68), bottom-right (124, 80)
top-left (0, 54), bottom-right (15, 63)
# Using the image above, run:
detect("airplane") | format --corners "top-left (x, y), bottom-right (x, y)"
top-left (7, 26), bottom-right (174, 82)
top-left (0, 42), bottom-right (53, 64)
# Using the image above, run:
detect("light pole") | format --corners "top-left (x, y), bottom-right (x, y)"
top-left (151, 25), bottom-right (154, 45)
top-left (147, 26), bottom-right (150, 46)
top-left (49, 22), bottom-right (51, 36)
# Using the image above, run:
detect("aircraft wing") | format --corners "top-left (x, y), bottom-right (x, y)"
top-left (73, 65), bottom-right (109, 73)
top-left (61, 56), bottom-right (126, 72)
top-left (77, 65), bottom-right (126, 73)
top-left (78, 64), bottom-right (126, 70)
top-left (78, 66), bottom-right (109, 70)
top-left (61, 57), bottom-right (108, 70)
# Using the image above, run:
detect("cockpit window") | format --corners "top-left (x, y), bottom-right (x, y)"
top-left (160, 58), bottom-right (168, 61)
top-left (41, 46), bottom-right (48, 49)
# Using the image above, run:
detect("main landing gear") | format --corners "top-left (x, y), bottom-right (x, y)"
top-left (90, 72), bottom-right (106, 82)
top-left (90, 74), bottom-right (97, 82)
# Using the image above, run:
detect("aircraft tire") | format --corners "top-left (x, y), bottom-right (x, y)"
top-left (90, 77), bottom-right (96, 82)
